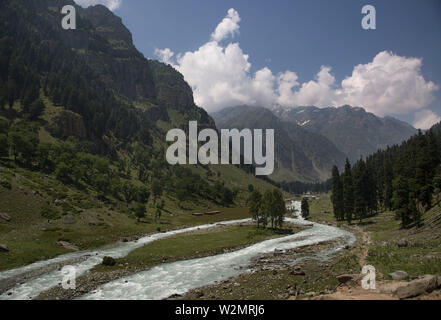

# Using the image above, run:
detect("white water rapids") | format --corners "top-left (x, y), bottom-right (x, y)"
top-left (0, 201), bottom-right (355, 300)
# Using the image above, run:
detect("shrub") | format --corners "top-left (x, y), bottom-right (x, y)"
top-left (40, 206), bottom-right (60, 220)
top-left (0, 179), bottom-right (11, 189)
top-left (102, 256), bottom-right (116, 266)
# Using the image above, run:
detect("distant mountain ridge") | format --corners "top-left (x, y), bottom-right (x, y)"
top-left (212, 105), bottom-right (346, 183)
top-left (213, 105), bottom-right (418, 182)
top-left (274, 105), bottom-right (417, 162)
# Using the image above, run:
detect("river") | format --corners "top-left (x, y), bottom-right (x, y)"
top-left (0, 201), bottom-right (355, 300)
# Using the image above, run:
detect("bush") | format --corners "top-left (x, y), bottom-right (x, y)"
top-left (102, 256), bottom-right (116, 266)
top-left (40, 206), bottom-right (60, 220)
top-left (0, 179), bottom-right (11, 189)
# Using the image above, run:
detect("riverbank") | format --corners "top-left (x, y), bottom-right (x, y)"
top-left (35, 223), bottom-right (306, 300)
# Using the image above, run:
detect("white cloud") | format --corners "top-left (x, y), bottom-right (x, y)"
top-left (413, 109), bottom-right (441, 130)
top-left (74, 0), bottom-right (122, 11)
top-left (154, 48), bottom-right (174, 65)
top-left (155, 9), bottom-right (439, 119)
top-left (211, 8), bottom-right (241, 42)
top-left (335, 51), bottom-right (439, 116)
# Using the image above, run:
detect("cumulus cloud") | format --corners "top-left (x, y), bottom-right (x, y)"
top-left (74, 0), bottom-right (122, 11)
top-left (335, 51), bottom-right (439, 116)
top-left (154, 48), bottom-right (174, 65)
top-left (413, 109), bottom-right (441, 130)
top-left (211, 8), bottom-right (241, 42)
top-left (155, 8), bottom-right (439, 119)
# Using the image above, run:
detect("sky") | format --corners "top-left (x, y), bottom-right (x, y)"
top-left (74, 0), bottom-right (441, 129)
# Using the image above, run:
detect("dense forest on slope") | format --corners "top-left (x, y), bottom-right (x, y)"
top-left (0, 0), bottom-right (277, 215)
top-left (331, 123), bottom-right (441, 228)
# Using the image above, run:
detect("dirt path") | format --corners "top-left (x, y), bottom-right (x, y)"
top-left (355, 225), bottom-right (372, 267)
top-left (314, 226), bottom-right (398, 300)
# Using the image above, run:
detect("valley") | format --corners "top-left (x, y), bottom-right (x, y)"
top-left (0, 0), bottom-right (440, 303)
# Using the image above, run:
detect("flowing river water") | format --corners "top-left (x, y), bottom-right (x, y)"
top-left (0, 201), bottom-right (355, 300)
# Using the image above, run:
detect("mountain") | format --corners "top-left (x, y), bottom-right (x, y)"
top-left (275, 105), bottom-right (417, 162)
top-left (212, 105), bottom-right (346, 182)
top-left (0, 0), bottom-right (277, 211)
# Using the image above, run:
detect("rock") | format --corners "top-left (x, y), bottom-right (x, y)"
top-left (390, 271), bottom-right (409, 281)
top-left (337, 274), bottom-right (354, 284)
top-left (0, 212), bottom-right (11, 222)
top-left (0, 244), bottom-right (9, 252)
top-left (194, 289), bottom-right (204, 298)
top-left (290, 268), bottom-right (305, 276)
top-left (274, 249), bottom-right (284, 256)
top-left (397, 240), bottom-right (409, 247)
top-left (57, 241), bottom-right (79, 251)
top-left (395, 275), bottom-right (439, 299)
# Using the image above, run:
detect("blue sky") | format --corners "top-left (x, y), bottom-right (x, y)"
top-left (75, 0), bottom-right (441, 129)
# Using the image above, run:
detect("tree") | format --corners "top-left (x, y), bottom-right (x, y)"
top-left (301, 198), bottom-right (310, 220)
top-left (392, 175), bottom-right (411, 228)
top-left (8, 124), bottom-right (38, 166)
top-left (55, 162), bottom-right (71, 183)
top-left (353, 159), bottom-right (368, 223)
top-left (121, 182), bottom-right (136, 206)
top-left (0, 134), bottom-right (8, 158)
top-left (137, 186), bottom-right (150, 203)
top-left (152, 179), bottom-right (163, 203)
top-left (272, 189), bottom-right (286, 228)
top-left (261, 190), bottom-right (273, 228)
top-left (342, 159), bottom-right (354, 224)
top-left (134, 204), bottom-right (146, 222)
top-left (331, 166), bottom-right (344, 221)
top-left (248, 190), bottom-right (262, 228)
top-left (433, 165), bottom-right (441, 207)
top-left (28, 98), bottom-right (45, 120)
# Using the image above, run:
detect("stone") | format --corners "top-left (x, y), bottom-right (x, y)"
top-left (0, 212), bottom-right (11, 222)
top-left (397, 240), bottom-right (409, 247)
top-left (390, 271), bottom-right (409, 281)
top-left (0, 244), bottom-right (9, 252)
top-left (194, 289), bottom-right (204, 298)
top-left (395, 275), bottom-right (438, 299)
top-left (57, 241), bottom-right (79, 251)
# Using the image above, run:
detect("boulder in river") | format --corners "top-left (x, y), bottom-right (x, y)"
top-left (0, 244), bottom-right (9, 252)
top-left (394, 275), bottom-right (439, 299)
top-left (390, 271), bottom-right (409, 281)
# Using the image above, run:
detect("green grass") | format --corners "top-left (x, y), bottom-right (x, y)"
top-left (94, 224), bottom-right (293, 273)
top-left (0, 164), bottom-right (257, 271)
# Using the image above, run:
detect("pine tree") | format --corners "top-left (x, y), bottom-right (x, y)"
top-left (301, 197), bottom-right (310, 220)
top-left (331, 166), bottom-right (344, 221)
top-left (393, 175), bottom-right (411, 228)
top-left (342, 159), bottom-right (354, 224)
